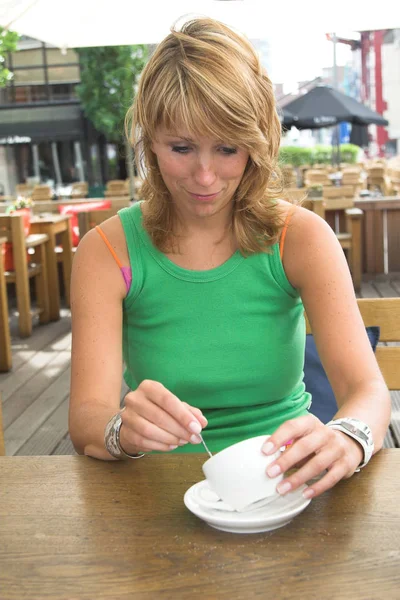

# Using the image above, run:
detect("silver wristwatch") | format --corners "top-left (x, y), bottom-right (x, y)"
top-left (104, 412), bottom-right (145, 460)
top-left (326, 417), bottom-right (374, 472)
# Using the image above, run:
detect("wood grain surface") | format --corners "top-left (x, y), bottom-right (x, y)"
top-left (0, 450), bottom-right (399, 600)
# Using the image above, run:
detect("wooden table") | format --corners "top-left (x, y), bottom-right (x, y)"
top-left (0, 450), bottom-right (399, 600)
top-left (29, 214), bottom-right (73, 320)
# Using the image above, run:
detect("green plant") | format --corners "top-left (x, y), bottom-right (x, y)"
top-left (339, 144), bottom-right (359, 164)
top-left (5, 196), bottom-right (33, 213)
top-left (279, 143), bottom-right (359, 167)
top-left (76, 45), bottom-right (147, 143)
top-left (0, 27), bottom-right (20, 87)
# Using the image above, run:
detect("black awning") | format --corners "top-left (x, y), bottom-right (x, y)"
top-left (0, 103), bottom-right (84, 144)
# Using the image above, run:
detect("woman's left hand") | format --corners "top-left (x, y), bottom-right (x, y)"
top-left (262, 414), bottom-right (364, 499)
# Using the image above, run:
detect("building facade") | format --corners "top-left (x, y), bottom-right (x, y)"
top-left (0, 36), bottom-right (102, 195)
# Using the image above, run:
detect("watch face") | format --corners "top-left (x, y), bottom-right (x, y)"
top-left (341, 422), bottom-right (371, 444)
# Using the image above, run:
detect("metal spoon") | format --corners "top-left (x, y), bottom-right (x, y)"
top-left (198, 432), bottom-right (213, 458)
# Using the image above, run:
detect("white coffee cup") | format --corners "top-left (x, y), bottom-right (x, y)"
top-left (202, 435), bottom-right (283, 512)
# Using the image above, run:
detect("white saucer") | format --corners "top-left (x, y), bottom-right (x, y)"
top-left (184, 480), bottom-right (312, 534)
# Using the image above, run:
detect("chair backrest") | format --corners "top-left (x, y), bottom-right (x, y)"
top-left (306, 298), bottom-right (400, 390)
top-left (282, 188), bottom-right (308, 203)
top-left (31, 185), bottom-right (52, 202)
top-left (71, 182), bottom-right (89, 198)
top-left (105, 180), bottom-right (129, 197)
top-left (16, 183), bottom-right (34, 197)
top-left (77, 207), bottom-right (121, 238)
top-left (304, 170), bottom-right (331, 187)
top-left (322, 185), bottom-right (355, 199)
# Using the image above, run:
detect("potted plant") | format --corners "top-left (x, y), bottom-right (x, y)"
top-left (307, 184), bottom-right (323, 198)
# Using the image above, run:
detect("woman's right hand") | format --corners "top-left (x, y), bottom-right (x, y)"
top-left (119, 380), bottom-right (208, 453)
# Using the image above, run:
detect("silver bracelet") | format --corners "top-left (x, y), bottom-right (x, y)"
top-left (104, 412), bottom-right (145, 460)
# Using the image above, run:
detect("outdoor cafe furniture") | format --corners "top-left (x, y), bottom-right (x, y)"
top-left (70, 181), bottom-right (89, 198)
top-left (304, 169), bottom-right (332, 187)
top-left (31, 185), bottom-right (53, 202)
top-left (77, 206), bottom-right (122, 238)
top-left (0, 235), bottom-right (12, 371)
top-left (105, 179), bottom-right (130, 197)
top-left (0, 214), bottom-right (50, 338)
top-left (29, 214), bottom-right (73, 320)
top-left (0, 450), bottom-right (399, 599)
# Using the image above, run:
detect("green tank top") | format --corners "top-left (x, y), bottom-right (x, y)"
top-left (118, 203), bottom-right (310, 453)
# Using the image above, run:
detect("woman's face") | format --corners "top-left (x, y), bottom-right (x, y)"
top-left (151, 127), bottom-right (249, 220)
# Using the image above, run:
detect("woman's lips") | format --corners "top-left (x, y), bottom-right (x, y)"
top-left (188, 191), bottom-right (220, 201)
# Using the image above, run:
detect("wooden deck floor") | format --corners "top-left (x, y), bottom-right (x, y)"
top-left (1, 273), bottom-right (400, 456)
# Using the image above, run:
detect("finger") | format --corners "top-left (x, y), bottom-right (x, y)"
top-left (186, 404), bottom-right (208, 428)
top-left (138, 380), bottom-right (204, 435)
top-left (262, 415), bottom-right (321, 455)
top-left (302, 462), bottom-right (348, 499)
top-left (267, 430), bottom-right (327, 477)
top-left (275, 446), bottom-right (341, 495)
top-left (126, 385), bottom-right (201, 442)
top-left (121, 413), bottom-right (190, 449)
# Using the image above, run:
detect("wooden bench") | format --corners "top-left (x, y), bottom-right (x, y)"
top-left (306, 298), bottom-right (400, 391)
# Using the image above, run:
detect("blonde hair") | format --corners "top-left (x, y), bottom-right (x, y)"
top-left (127, 17), bottom-right (285, 254)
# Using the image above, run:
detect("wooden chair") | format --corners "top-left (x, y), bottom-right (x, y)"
top-left (77, 207), bottom-right (121, 238)
top-left (0, 214), bottom-right (50, 337)
top-left (31, 185), bottom-right (53, 202)
top-left (306, 298), bottom-right (400, 391)
top-left (105, 180), bottom-right (129, 198)
top-left (71, 182), bottom-right (89, 199)
top-left (0, 237), bottom-right (12, 371)
top-left (16, 183), bottom-right (34, 198)
top-left (304, 169), bottom-right (332, 188)
top-left (282, 188), bottom-right (308, 204)
top-left (303, 198), bottom-right (363, 292)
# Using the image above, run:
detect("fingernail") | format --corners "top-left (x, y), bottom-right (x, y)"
top-left (179, 439), bottom-right (189, 446)
top-left (262, 441), bottom-right (275, 455)
top-left (303, 488), bottom-right (315, 499)
top-left (267, 464), bottom-right (282, 478)
top-left (189, 421), bottom-right (202, 435)
top-left (190, 434), bottom-right (202, 444)
top-left (169, 445), bottom-right (178, 450)
top-left (277, 481), bottom-right (292, 495)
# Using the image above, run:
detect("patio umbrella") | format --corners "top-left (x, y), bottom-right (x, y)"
top-left (284, 85), bottom-right (389, 130)
top-left (278, 107), bottom-right (295, 130)
top-left (0, 1), bottom-right (399, 48)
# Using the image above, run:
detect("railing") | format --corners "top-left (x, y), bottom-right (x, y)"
top-left (354, 197), bottom-right (400, 275)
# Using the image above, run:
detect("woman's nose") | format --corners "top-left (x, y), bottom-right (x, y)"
top-left (192, 158), bottom-right (217, 188)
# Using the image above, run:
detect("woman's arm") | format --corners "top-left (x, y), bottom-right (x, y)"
top-left (263, 205), bottom-right (391, 496)
top-left (69, 221), bottom-right (128, 459)
top-left (69, 218), bottom-right (207, 460)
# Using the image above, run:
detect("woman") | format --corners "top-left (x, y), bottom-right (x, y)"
top-left (69, 18), bottom-right (390, 500)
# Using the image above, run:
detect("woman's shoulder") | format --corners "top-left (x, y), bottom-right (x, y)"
top-left (79, 214), bottom-right (130, 267)
top-left (278, 198), bottom-right (345, 289)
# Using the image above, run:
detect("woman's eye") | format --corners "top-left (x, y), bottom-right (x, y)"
top-left (220, 147), bottom-right (237, 155)
top-left (171, 146), bottom-right (191, 154)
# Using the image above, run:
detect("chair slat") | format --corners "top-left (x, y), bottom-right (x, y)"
top-left (357, 298), bottom-right (400, 341)
top-left (375, 348), bottom-right (400, 390)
